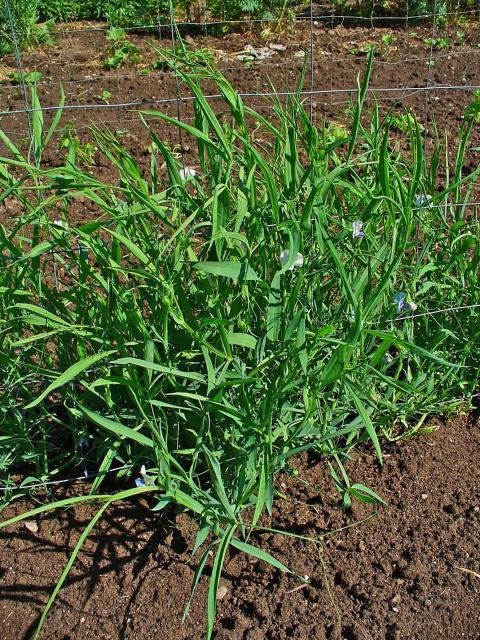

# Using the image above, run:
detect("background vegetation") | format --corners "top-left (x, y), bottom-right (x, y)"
top-left (1, 1), bottom-right (478, 54)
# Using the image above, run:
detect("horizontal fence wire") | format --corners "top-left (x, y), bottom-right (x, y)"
top-left (2, 83), bottom-right (480, 119)
top-left (0, 449), bottom-right (251, 493)
top-left (0, 464), bottom-right (135, 493)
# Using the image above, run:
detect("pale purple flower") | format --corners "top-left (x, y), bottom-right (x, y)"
top-left (135, 464), bottom-right (155, 487)
top-left (414, 194), bottom-right (432, 210)
top-left (394, 291), bottom-right (417, 314)
top-left (394, 292), bottom-right (407, 313)
top-left (352, 220), bottom-right (365, 239)
top-left (279, 249), bottom-right (304, 270)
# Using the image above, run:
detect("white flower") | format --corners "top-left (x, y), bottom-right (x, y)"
top-left (179, 167), bottom-right (196, 181)
top-left (279, 249), bottom-right (304, 270)
top-left (414, 194), bottom-right (432, 210)
top-left (135, 464), bottom-right (155, 487)
top-left (352, 220), bottom-right (365, 239)
top-left (52, 219), bottom-right (68, 230)
top-left (393, 291), bottom-right (417, 314)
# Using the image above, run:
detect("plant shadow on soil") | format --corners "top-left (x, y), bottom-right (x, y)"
top-left (0, 413), bottom-right (479, 640)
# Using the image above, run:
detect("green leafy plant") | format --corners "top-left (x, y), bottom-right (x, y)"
top-left (1, 50), bottom-right (480, 639)
top-left (381, 33), bottom-right (396, 46)
top-left (7, 70), bottom-right (42, 85)
top-left (94, 89), bottom-right (112, 104)
top-left (105, 26), bottom-right (126, 41)
top-left (0, 1), bottom-right (54, 54)
top-left (423, 36), bottom-right (451, 50)
top-left (386, 111), bottom-right (423, 133)
top-left (466, 89), bottom-right (480, 123)
top-left (436, 1), bottom-right (448, 28)
top-left (103, 27), bottom-right (141, 69)
top-left (324, 121), bottom-right (349, 145)
top-left (329, 459), bottom-right (385, 509)
top-left (152, 45), bottom-right (218, 70)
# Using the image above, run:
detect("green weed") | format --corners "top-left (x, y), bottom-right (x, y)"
top-left (152, 46), bottom-right (218, 70)
top-left (381, 34), bottom-right (396, 46)
top-left (423, 37), bottom-right (451, 50)
top-left (103, 27), bottom-right (141, 69)
top-left (1, 49), bottom-right (480, 639)
top-left (466, 89), bottom-right (480, 123)
top-left (386, 112), bottom-right (423, 134)
top-left (94, 90), bottom-right (112, 104)
top-left (7, 70), bottom-right (42, 85)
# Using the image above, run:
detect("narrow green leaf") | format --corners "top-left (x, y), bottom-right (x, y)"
top-left (25, 351), bottom-right (116, 409)
top-left (79, 405), bottom-right (154, 448)
top-left (207, 524), bottom-right (237, 639)
top-left (267, 271), bottom-right (282, 341)
top-left (113, 357), bottom-right (206, 382)
top-left (193, 261), bottom-right (261, 281)
top-left (230, 538), bottom-right (291, 574)
top-left (345, 382), bottom-right (382, 465)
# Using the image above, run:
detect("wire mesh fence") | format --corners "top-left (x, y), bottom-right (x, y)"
top-left (1, 0), bottom-right (480, 496)
top-left (1, 1), bottom-right (480, 141)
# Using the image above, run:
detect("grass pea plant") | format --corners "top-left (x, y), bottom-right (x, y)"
top-left (1, 50), bottom-right (480, 637)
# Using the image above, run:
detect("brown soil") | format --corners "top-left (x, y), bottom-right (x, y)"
top-left (1, 21), bottom-right (480, 226)
top-left (1, 414), bottom-right (479, 640)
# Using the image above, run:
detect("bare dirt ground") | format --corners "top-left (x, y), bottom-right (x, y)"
top-left (0, 413), bottom-right (479, 640)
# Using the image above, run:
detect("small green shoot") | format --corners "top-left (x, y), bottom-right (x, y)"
top-left (94, 90), bottom-right (112, 104)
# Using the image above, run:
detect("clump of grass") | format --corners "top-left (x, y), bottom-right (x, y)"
top-left (152, 45), bottom-right (218, 70)
top-left (381, 33), bottom-right (396, 46)
top-left (1, 50), bottom-right (480, 638)
top-left (59, 124), bottom-right (98, 166)
top-left (324, 120), bottom-right (350, 145)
